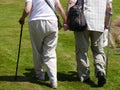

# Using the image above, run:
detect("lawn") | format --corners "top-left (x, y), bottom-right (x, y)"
top-left (0, 0), bottom-right (120, 90)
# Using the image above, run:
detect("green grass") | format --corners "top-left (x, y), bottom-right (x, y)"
top-left (0, 0), bottom-right (120, 90)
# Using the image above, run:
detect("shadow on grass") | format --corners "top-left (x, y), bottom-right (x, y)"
top-left (0, 69), bottom-right (50, 87)
top-left (0, 68), bottom-right (98, 88)
top-left (58, 71), bottom-right (98, 87)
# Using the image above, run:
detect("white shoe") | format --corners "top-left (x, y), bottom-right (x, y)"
top-left (50, 82), bottom-right (57, 89)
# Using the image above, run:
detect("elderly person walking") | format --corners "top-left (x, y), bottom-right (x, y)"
top-left (19, 0), bottom-right (66, 88)
top-left (65, 0), bottom-right (112, 87)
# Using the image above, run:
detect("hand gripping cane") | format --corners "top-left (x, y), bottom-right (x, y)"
top-left (106, 12), bottom-right (112, 80)
top-left (14, 24), bottom-right (24, 80)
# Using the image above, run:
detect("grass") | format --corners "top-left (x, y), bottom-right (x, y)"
top-left (0, 0), bottom-right (120, 90)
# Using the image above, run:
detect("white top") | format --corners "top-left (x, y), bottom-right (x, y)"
top-left (84, 0), bottom-right (112, 32)
top-left (26, 0), bottom-right (57, 22)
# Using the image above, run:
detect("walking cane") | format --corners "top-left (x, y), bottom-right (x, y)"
top-left (14, 24), bottom-right (24, 80)
top-left (106, 12), bottom-right (112, 80)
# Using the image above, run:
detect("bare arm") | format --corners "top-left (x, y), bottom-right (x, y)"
top-left (55, 0), bottom-right (67, 24)
top-left (63, 0), bottom-right (76, 30)
top-left (66, 0), bottom-right (76, 16)
top-left (105, 2), bottom-right (112, 29)
top-left (19, 1), bottom-right (32, 24)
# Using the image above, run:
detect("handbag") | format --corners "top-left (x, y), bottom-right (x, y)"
top-left (45, 0), bottom-right (62, 30)
top-left (67, 0), bottom-right (87, 31)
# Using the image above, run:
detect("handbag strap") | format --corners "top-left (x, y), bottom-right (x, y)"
top-left (45, 0), bottom-right (58, 17)
top-left (76, 0), bottom-right (84, 10)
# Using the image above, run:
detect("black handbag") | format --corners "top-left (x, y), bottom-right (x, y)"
top-left (45, 0), bottom-right (62, 30)
top-left (67, 0), bottom-right (87, 31)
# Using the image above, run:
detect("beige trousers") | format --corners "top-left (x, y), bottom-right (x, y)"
top-left (74, 30), bottom-right (106, 81)
top-left (29, 20), bottom-right (58, 83)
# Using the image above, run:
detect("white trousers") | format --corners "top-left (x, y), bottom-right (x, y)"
top-left (74, 30), bottom-right (106, 81)
top-left (29, 20), bottom-right (58, 83)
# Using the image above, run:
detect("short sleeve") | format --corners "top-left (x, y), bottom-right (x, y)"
top-left (107, 0), bottom-right (112, 3)
top-left (26, 0), bottom-right (32, 2)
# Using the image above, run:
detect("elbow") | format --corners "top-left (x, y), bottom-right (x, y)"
top-left (24, 2), bottom-right (32, 14)
top-left (25, 8), bottom-right (31, 14)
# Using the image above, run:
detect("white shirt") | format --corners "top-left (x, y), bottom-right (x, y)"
top-left (84, 0), bottom-right (112, 32)
top-left (26, 0), bottom-right (57, 22)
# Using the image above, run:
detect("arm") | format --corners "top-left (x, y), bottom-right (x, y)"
top-left (54, 0), bottom-right (67, 24)
top-left (19, 1), bottom-right (32, 24)
top-left (66, 0), bottom-right (76, 16)
top-left (105, 2), bottom-right (112, 29)
top-left (64, 0), bottom-right (76, 30)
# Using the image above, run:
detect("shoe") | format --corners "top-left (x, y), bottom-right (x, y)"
top-left (50, 82), bottom-right (57, 89)
top-left (97, 71), bottom-right (106, 87)
top-left (83, 77), bottom-right (91, 83)
top-left (79, 76), bottom-right (90, 82)
top-left (36, 73), bottom-right (45, 81)
top-left (83, 77), bottom-right (92, 84)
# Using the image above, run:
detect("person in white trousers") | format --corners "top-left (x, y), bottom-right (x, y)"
top-left (19, 0), bottom-right (66, 88)
top-left (65, 0), bottom-right (112, 87)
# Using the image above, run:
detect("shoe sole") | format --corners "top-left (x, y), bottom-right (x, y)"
top-left (98, 76), bottom-right (106, 87)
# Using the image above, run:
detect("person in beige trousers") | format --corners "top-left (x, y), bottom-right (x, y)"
top-left (19, 0), bottom-right (66, 88)
top-left (65, 0), bottom-right (112, 87)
